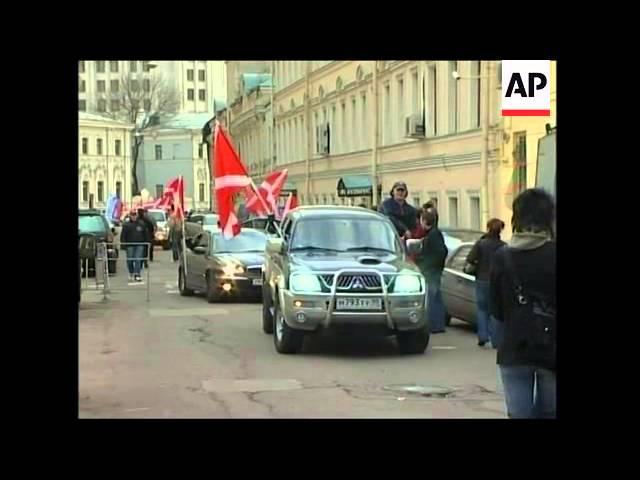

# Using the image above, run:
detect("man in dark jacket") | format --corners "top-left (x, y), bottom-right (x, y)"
top-left (138, 208), bottom-right (156, 266)
top-left (466, 218), bottom-right (506, 347)
top-left (378, 181), bottom-right (417, 239)
top-left (490, 188), bottom-right (556, 419)
top-left (121, 210), bottom-right (151, 282)
top-left (415, 209), bottom-right (448, 333)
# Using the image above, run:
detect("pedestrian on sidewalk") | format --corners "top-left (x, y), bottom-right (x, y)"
top-left (378, 181), bottom-right (418, 240)
top-left (168, 206), bottom-right (183, 263)
top-left (490, 188), bottom-right (556, 419)
top-left (465, 218), bottom-right (506, 348)
top-left (415, 209), bottom-right (448, 334)
top-left (138, 208), bottom-right (156, 267)
top-left (120, 209), bottom-right (150, 282)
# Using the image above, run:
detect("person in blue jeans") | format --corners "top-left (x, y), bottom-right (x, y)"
top-left (415, 209), bottom-right (448, 333)
top-left (120, 210), bottom-right (151, 282)
top-left (465, 218), bottom-right (506, 347)
top-left (490, 189), bottom-right (556, 418)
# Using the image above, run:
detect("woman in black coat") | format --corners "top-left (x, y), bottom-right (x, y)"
top-left (490, 189), bottom-right (556, 419)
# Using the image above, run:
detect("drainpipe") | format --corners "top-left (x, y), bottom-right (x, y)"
top-left (480, 60), bottom-right (491, 227)
top-left (305, 61), bottom-right (312, 201)
top-left (371, 60), bottom-right (380, 207)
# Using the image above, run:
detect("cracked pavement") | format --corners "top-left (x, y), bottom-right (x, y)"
top-left (79, 249), bottom-right (506, 418)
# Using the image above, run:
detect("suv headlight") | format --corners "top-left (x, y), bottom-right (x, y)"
top-left (290, 273), bottom-right (322, 293)
top-left (392, 274), bottom-right (423, 293)
top-left (222, 265), bottom-right (245, 276)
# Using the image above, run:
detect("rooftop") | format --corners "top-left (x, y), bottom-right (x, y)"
top-left (79, 111), bottom-right (133, 126)
top-left (156, 112), bottom-right (214, 130)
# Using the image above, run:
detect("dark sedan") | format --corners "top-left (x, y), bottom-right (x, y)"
top-left (441, 241), bottom-right (478, 326)
top-left (78, 209), bottom-right (118, 275)
top-left (178, 228), bottom-right (267, 302)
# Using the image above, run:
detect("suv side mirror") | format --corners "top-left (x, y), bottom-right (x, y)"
top-left (266, 238), bottom-right (285, 255)
top-left (193, 245), bottom-right (207, 255)
top-left (405, 239), bottom-right (422, 256)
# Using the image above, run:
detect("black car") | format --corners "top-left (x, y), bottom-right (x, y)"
top-left (178, 228), bottom-right (267, 303)
top-left (78, 209), bottom-right (118, 275)
top-left (242, 216), bottom-right (281, 235)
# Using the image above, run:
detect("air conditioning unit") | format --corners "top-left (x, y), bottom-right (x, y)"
top-left (316, 123), bottom-right (330, 155)
top-left (405, 114), bottom-right (425, 138)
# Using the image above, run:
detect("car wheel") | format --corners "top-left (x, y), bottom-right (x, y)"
top-left (397, 327), bottom-right (430, 354)
top-left (206, 272), bottom-right (220, 303)
top-left (273, 301), bottom-right (304, 354)
top-left (445, 313), bottom-right (451, 326)
top-left (262, 283), bottom-right (274, 334)
top-left (178, 267), bottom-right (194, 296)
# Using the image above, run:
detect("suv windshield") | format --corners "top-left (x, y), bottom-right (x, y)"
top-left (290, 217), bottom-right (399, 253)
top-left (212, 230), bottom-right (267, 253)
top-left (148, 211), bottom-right (166, 223)
top-left (79, 215), bottom-right (107, 233)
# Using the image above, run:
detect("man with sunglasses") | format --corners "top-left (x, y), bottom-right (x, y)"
top-left (378, 181), bottom-right (418, 240)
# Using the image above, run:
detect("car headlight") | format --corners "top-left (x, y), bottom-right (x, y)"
top-left (290, 273), bottom-right (322, 292)
top-left (392, 274), bottom-right (423, 293)
top-left (222, 265), bottom-right (245, 276)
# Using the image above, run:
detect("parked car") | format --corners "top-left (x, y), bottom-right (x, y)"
top-left (262, 206), bottom-right (428, 355)
top-left (441, 229), bottom-right (484, 256)
top-left (178, 228), bottom-right (267, 303)
top-left (146, 209), bottom-right (170, 250)
top-left (78, 209), bottom-right (118, 275)
top-left (440, 242), bottom-right (478, 327)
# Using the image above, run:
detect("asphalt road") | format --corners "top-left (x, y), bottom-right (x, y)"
top-left (79, 248), bottom-right (506, 418)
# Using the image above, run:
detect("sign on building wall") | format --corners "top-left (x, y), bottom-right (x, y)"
top-left (501, 60), bottom-right (551, 116)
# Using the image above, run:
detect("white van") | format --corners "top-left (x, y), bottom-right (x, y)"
top-left (148, 209), bottom-right (170, 249)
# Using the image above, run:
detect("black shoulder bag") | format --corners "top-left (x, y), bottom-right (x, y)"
top-left (503, 248), bottom-right (556, 365)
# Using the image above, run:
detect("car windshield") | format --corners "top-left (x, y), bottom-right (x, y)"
top-left (148, 211), bottom-right (166, 222)
top-left (290, 217), bottom-right (399, 253)
top-left (212, 230), bottom-right (267, 253)
top-left (79, 215), bottom-right (107, 233)
top-left (203, 214), bottom-right (219, 225)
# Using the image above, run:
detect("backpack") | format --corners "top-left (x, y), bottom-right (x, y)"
top-left (503, 248), bottom-right (556, 365)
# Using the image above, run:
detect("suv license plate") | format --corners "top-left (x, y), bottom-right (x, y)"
top-left (336, 298), bottom-right (382, 310)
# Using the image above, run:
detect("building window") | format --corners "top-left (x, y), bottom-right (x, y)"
top-left (199, 183), bottom-right (205, 202)
top-left (448, 195), bottom-right (459, 228)
top-left (155, 145), bottom-right (162, 160)
top-left (97, 80), bottom-right (106, 92)
top-left (188, 89), bottom-right (194, 101)
top-left (96, 138), bottom-right (103, 155)
top-left (110, 61), bottom-right (118, 73)
top-left (187, 69), bottom-right (194, 81)
top-left (198, 144), bottom-right (203, 158)
top-left (110, 99), bottom-right (120, 111)
top-left (81, 137), bottom-right (88, 154)
top-left (79, 61), bottom-right (85, 73)
top-left (110, 79), bottom-right (119, 93)
top-left (96, 61), bottom-right (105, 73)
top-left (116, 181), bottom-right (122, 199)
top-left (411, 70), bottom-right (419, 115)
top-left (199, 89), bottom-right (206, 101)
top-left (131, 79), bottom-right (139, 92)
top-left (79, 80), bottom-right (86, 93)
top-left (155, 184), bottom-right (164, 199)
top-left (512, 131), bottom-right (528, 195)
top-left (143, 79), bottom-right (150, 92)
top-left (427, 64), bottom-right (437, 136)
top-left (469, 195), bottom-right (481, 230)
top-left (131, 99), bottom-right (139, 111)
top-left (199, 70), bottom-right (205, 81)
top-left (82, 181), bottom-right (89, 202)
top-left (97, 181), bottom-right (104, 203)
top-left (397, 76), bottom-right (404, 140)
top-left (79, 100), bottom-right (86, 111)
top-left (115, 139), bottom-right (122, 156)
top-left (448, 61), bottom-right (458, 134)
top-left (130, 60), bottom-right (137, 72)
top-left (143, 99), bottom-right (151, 111)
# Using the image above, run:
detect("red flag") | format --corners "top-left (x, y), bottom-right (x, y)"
top-left (166, 176), bottom-right (185, 219)
top-left (280, 192), bottom-right (299, 220)
top-left (244, 169), bottom-right (288, 216)
top-left (213, 123), bottom-right (251, 238)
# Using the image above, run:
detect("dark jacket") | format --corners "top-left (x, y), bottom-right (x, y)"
top-left (140, 213), bottom-right (157, 237)
top-left (378, 197), bottom-right (417, 236)
top-left (121, 218), bottom-right (152, 245)
top-left (490, 242), bottom-right (556, 371)
top-left (466, 235), bottom-right (506, 282)
top-left (416, 227), bottom-right (448, 279)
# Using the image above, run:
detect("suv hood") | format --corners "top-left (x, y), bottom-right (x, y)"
top-left (289, 252), bottom-right (419, 274)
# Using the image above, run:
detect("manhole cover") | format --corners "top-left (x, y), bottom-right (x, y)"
top-left (383, 385), bottom-right (454, 397)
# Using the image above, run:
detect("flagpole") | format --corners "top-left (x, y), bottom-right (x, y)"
top-left (179, 175), bottom-right (188, 277)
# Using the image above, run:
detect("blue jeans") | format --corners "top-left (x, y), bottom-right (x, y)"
top-left (126, 245), bottom-right (145, 276)
top-left (500, 365), bottom-right (556, 419)
top-left (475, 280), bottom-right (495, 344)
top-left (426, 271), bottom-right (446, 332)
